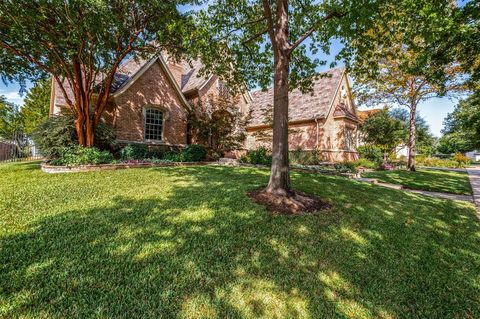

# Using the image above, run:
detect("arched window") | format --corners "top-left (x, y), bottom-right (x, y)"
top-left (144, 108), bottom-right (164, 141)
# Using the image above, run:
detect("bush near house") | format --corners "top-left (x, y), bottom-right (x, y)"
top-left (334, 162), bottom-right (358, 173)
top-left (357, 145), bottom-right (383, 164)
top-left (352, 158), bottom-right (377, 169)
top-left (32, 115), bottom-right (117, 158)
top-left (180, 144), bottom-right (207, 162)
top-left (239, 147), bottom-right (272, 165)
top-left (119, 144), bottom-right (207, 163)
top-left (119, 144), bottom-right (150, 161)
top-left (289, 148), bottom-right (322, 165)
top-left (50, 146), bottom-right (114, 166)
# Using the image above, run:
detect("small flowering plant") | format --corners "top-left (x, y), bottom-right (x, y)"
top-left (379, 163), bottom-right (396, 171)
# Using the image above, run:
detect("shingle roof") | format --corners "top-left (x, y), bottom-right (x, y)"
top-left (109, 56), bottom-right (149, 92)
top-left (54, 56), bottom-right (210, 106)
top-left (333, 103), bottom-right (359, 122)
top-left (108, 57), bottom-right (210, 93)
top-left (248, 68), bottom-right (345, 127)
top-left (358, 109), bottom-right (382, 122)
top-left (178, 59), bottom-right (210, 92)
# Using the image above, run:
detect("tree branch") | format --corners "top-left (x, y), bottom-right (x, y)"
top-left (288, 11), bottom-right (345, 53)
top-left (223, 16), bottom-right (267, 39)
top-left (241, 28), bottom-right (269, 45)
top-left (262, 0), bottom-right (277, 51)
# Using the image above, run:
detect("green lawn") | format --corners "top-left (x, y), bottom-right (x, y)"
top-left (1, 161), bottom-right (479, 318)
top-left (363, 168), bottom-right (473, 195)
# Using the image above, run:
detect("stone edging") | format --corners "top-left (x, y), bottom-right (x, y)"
top-left (226, 162), bottom-right (360, 178)
top-left (41, 160), bottom-right (360, 178)
top-left (41, 161), bottom-right (213, 173)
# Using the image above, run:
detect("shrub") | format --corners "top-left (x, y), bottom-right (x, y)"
top-left (32, 115), bottom-right (116, 158)
top-left (334, 162), bottom-right (358, 173)
top-left (378, 163), bottom-right (396, 171)
top-left (240, 147), bottom-right (272, 165)
top-left (119, 144), bottom-right (149, 161)
top-left (352, 158), bottom-right (376, 169)
top-left (415, 155), bottom-right (469, 168)
top-left (357, 145), bottom-right (383, 163)
top-left (162, 151), bottom-right (182, 162)
top-left (290, 148), bottom-right (321, 165)
top-left (180, 144), bottom-right (207, 162)
top-left (50, 146), bottom-right (114, 166)
top-left (454, 152), bottom-right (471, 168)
top-left (32, 115), bottom-right (76, 158)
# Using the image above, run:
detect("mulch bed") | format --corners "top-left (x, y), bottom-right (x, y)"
top-left (248, 188), bottom-right (331, 215)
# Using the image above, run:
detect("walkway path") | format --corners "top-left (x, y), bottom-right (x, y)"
top-left (467, 167), bottom-right (480, 219)
top-left (355, 178), bottom-right (473, 202)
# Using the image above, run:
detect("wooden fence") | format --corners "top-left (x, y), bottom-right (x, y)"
top-left (0, 140), bottom-right (42, 162)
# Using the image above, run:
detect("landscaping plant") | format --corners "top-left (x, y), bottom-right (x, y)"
top-left (51, 146), bottom-right (114, 166)
top-left (179, 144), bottom-right (207, 162)
top-left (240, 147), bottom-right (272, 166)
top-left (32, 115), bottom-right (116, 158)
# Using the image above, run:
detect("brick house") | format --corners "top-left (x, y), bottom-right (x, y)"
top-left (50, 55), bottom-right (252, 149)
top-left (50, 56), bottom-right (359, 162)
top-left (247, 68), bottom-right (359, 161)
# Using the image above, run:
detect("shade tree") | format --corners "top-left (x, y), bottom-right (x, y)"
top-left (193, 0), bottom-right (455, 196)
top-left (0, 0), bottom-right (196, 147)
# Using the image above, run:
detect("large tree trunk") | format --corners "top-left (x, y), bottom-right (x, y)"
top-left (407, 103), bottom-right (417, 171)
top-left (75, 113), bottom-right (87, 147)
top-left (85, 120), bottom-right (95, 147)
top-left (265, 0), bottom-right (291, 195)
top-left (266, 52), bottom-right (291, 195)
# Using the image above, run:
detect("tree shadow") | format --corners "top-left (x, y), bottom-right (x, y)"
top-left (1, 166), bottom-right (479, 318)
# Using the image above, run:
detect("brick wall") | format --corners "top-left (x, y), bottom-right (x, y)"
top-left (112, 61), bottom-right (188, 146)
top-left (244, 75), bottom-right (359, 162)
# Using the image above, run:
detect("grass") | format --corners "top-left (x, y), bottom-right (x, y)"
top-left (0, 161), bottom-right (479, 318)
top-left (362, 168), bottom-right (473, 195)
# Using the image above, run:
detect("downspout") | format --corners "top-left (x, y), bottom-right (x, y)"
top-left (314, 117), bottom-right (320, 150)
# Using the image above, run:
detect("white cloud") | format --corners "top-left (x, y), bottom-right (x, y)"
top-left (0, 89), bottom-right (25, 105)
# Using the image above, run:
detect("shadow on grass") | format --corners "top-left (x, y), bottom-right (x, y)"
top-left (1, 166), bottom-right (479, 318)
top-left (364, 169), bottom-right (473, 196)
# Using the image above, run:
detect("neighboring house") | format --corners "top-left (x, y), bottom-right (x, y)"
top-left (246, 68), bottom-right (360, 162)
top-left (466, 151), bottom-right (480, 162)
top-left (50, 58), bottom-right (360, 162)
top-left (358, 109), bottom-right (382, 123)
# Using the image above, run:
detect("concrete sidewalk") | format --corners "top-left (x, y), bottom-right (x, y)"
top-left (467, 167), bottom-right (480, 219)
top-left (356, 177), bottom-right (473, 202)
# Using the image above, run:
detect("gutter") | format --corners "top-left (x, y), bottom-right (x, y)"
top-left (315, 117), bottom-right (320, 150)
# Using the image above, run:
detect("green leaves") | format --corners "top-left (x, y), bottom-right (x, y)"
top-left (20, 78), bottom-right (51, 135)
top-left (360, 108), bottom-right (406, 155)
top-left (0, 0), bottom-right (197, 92)
top-left (440, 92), bottom-right (480, 153)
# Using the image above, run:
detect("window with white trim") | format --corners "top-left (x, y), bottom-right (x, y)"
top-left (144, 108), bottom-right (164, 141)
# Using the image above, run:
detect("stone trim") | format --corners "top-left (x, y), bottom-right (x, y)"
top-left (41, 161), bottom-right (213, 174)
top-left (246, 117), bottom-right (325, 131)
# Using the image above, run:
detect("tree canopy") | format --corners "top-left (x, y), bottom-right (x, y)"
top-left (0, 0), bottom-right (196, 146)
top-left (20, 79), bottom-right (51, 135)
top-left (440, 92), bottom-right (480, 153)
top-left (360, 108), bottom-right (405, 159)
top-left (0, 96), bottom-right (22, 141)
